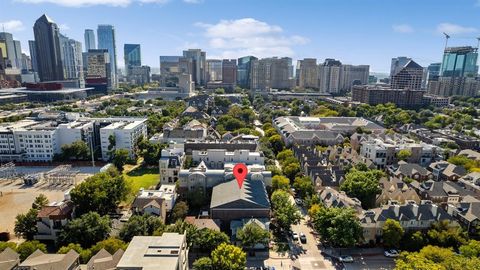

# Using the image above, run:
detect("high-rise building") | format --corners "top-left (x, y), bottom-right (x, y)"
top-left (127, 66), bottom-right (150, 85)
top-left (59, 34), bottom-right (84, 81)
top-left (85, 49), bottom-right (110, 91)
top-left (84, 29), bottom-right (96, 52)
top-left (12, 40), bottom-right (22, 69)
top-left (222, 59), bottom-right (237, 85)
top-left (97, 24), bottom-right (117, 88)
top-left (183, 49), bottom-right (206, 86)
top-left (28, 40), bottom-right (38, 72)
top-left (390, 57), bottom-right (412, 77)
top-left (250, 57), bottom-right (294, 91)
top-left (124, 44), bottom-right (141, 75)
top-left (33, 14), bottom-right (64, 82)
top-left (390, 60), bottom-right (423, 90)
top-left (206, 59), bottom-right (222, 82)
top-left (428, 46), bottom-right (479, 97)
top-left (352, 85), bottom-right (424, 109)
top-left (159, 56), bottom-right (192, 87)
top-left (296, 58), bottom-right (319, 89)
top-left (0, 32), bottom-right (15, 68)
top-left (21, 53), bottom-right (32, 71)
top-left (318, 58), bottom-right (342, 94)
top-left (426, 63), bottom-right (441, 82)
top-left (237, 56), bottom-right (257, 89)
top-left (340, 64), bottom-right (370, 91)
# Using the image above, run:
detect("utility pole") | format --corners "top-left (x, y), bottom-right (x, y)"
top-left (443, 32), bottom-right (450, 49)
top-left (89, 128), bottom-right (95, 168)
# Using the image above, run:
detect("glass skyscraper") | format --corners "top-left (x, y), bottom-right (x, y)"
top-left (124, 44), bottom-right (141, 75)
top-left (237, 56), bottom-right (257, 88)
top-left (84, 29), bottom-right (96, 52)
top-left (33, 14), bottom-right (64, 82)
top-left (440, 46), bottom-right (478, 77)
top-left (97, 24), bottom-right (117, 88)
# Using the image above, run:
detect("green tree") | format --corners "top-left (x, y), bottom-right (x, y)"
top-left (171, 201), bottom-right (189, 222)
top-left (70, 168), bottom-right (128, 215)
top-left (236, 222), bottom-right (270, 251)
top-left (211, 243), bottom-right (246, 270)
top-left (271, 190), bottom-right (302, 232)
top-left (32, 194), bottom-right (49, 210)
top-left (193, 257), bottom-right (213, 270)
top-left (59, 140), bottom-right (90, 161)
top-left (90, 238), bottom-right (128, 255)
top-left (272, 175), bottom-right (290, 190)
top-left (340, 169), bottom-right (383, 209)
top-left (459, 240), bottom-right (480, 258)
top-left (193, 228), bottom-right (229, 253)
top-left (427, 221), bottom-right (468, 249)
top-left (293, 176), bottom-right (314, 198)
top-left (112, 149), bottom-right (132, 171)
top-left (400, 231), bottom-right (426, 252)
top-left (268, 135), bottom-right (284, 153)
top-left (59, 212), bottom-right (111, 248)
top-left (17, 240), bottom-right (47, 261)
top-left (57, 243), bottom-right (92, 263)
top-left (397, 149), bottom-right (412, 161)
top-left (119, 214), bottom-right (165, 242)
top-left (14, 208), bottom-right (38, 240)
top-left (382, 219), bottom-right (404, 248)
top-left (0, 241), bottom-right (17, 252)
top-left (283, 161), bottom-right (301, 181)
top-left (311, 206), bottom-right (363, 247)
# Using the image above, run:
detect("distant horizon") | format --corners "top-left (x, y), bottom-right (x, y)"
top-left (1, 0), bottom-right (480, 73)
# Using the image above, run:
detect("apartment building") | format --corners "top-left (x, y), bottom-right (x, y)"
top-left (192, 149), bottom-right (264, 169)
top-left (352, 85), bottom-right (425, 109)
top-left (34, 200), bottom-right (75, 242)
top-left (131, 185), bottom-right (177, 222)
top-left (98, 118), bottom-right (147, 161)
top-left (159, 143), bottom-right (184, 185)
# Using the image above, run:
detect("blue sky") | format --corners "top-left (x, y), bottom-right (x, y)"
top-left (1, 0), bottom-right (480, 73)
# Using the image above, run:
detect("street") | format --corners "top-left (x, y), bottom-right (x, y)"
top-left (343, 255), bottom-right (395, 270)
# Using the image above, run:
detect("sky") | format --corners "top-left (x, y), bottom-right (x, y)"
top-left (1, 0), bottom-right (480, 73)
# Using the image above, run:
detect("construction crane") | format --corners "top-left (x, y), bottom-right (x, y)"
top-left (443, 32), bottom-right (450, 49)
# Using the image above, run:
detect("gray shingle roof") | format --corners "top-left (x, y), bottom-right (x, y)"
top-left (210, 179), bottom-right (270, 209)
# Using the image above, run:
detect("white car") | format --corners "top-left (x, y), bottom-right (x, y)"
top-left (339, 255), bottom-right (354, 263)
top-left (292, 232), bottom-right (299, 241)
top-left (384, 249), bottom-right (400, 257)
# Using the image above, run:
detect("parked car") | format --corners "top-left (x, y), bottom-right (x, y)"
top-left (339, 255), bottom-right (354, 263)
top-left (384, 249), bottom-right (399, 257)
top-left (292, 232), bottom-right (299, 241)
top-left (299, 232), bottom-right (307, 243)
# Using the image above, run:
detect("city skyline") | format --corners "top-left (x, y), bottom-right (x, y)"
top-left (1, 0), bottom-right (480, 73)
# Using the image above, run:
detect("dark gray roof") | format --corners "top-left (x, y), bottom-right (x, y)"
top-left (418, 180), bottom-right (477, 198)
top-left (210, 179), bottom-right (270, 209)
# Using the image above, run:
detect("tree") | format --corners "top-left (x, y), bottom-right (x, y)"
top-left (427, 221), bottom-right (468, 249)
top-left (90, 238), bottom-right (128, 255)
top-left (107, 134), bottom-right (116, 159)
top-left (383, 219), bottom-right (404, 248)
top-left (171, 201), bottom-right (189, 221)
top-left (193, 257), bottom-right (213, 270)
top-left (271, 190), bottom-right (302, 232)
top-left (193, 228), bottom-right (229, 253)
top-left (397, 149), bottom-right (412, 161)
top-left (70, 168), bottom-right (128, 215)
top-left (272, 175), bottom-right (290, 190)
top-left (187, 187), bottom-right (208, 209)
top-left (283, 161), bottom-right (301, 181)
top-left (59, 140), bottom-right (90, 161)
top-left (0, 241), bottom-right (17, 252)
top-left (57, 243), bottom-right (92, 263)
top-left (162, 220), bottom-right (198, 247)
top-left (119, 214), bottom-right (165, 242)
top-left (14, 208), bottom-right (38, 240)
top-left (293, 176), bottom-right (314, 198)
top-left (460, 240), bottom-right (480, 258)
top-left (32, 194), bottom-right (49, 210)
top-left (59, 212), bottom-right (111, 248)
top-left (112, 149), bottom-right (132, 171)
top-left (140, 141), bottom-right (163, 166)
top-left (211, 243), bottom-right (246, 270)
top-left (400, 231), bottom-right (426, 252)
top-left (17, 240), bottom-right (47, 261)
top-left (268, 135), bottom-right (284, 153)
top-left (340, 169), bottom-right (383, 209)
top-left (236, 222), bottom-right (270, 251)
top-left (311, 206), bottom-right (363, 247)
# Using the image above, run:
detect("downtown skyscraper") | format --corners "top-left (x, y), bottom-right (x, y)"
top-left (183, 49), bottom-right (206, 86)
top-left (124, 44), bottom-right (141, 75)
top-left (84, 29), bottom-right (96, 52)
top-left (33, 14), bottom-right (64, 82)
top-left (97, 24), bottom-right (117, 88)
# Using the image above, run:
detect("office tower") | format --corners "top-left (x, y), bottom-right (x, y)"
top-left (428, 46), bottom-right (479, 97)
top-left (250, 57), bottom-right (294, 91)
top-left (159, 56), bottom-right (192, 87)
top-left (0, 32), bottom-right (15, 68)
top-left (59, 34), bottom-right (84, 81)
top-left (390, 57), bottom-right (412, 77)
top-left (28, 40), bottom-right (38, 72)
top-left (352, 85), bottom-right (424, 109)
top-left (318, 58), bottom-right (342, 94)
top-left (237, 56), bottom-right (257, 88)
top-left (127, 66), bottom-right (150, 85)
top-left (124, 44), bottom-right (141, 75)
top-left (13, 40), bottom-right (22, 69)
top-left (390, 60), bottom-right (423, 90)
top-left (426, 63), bottom-right (441, 82)
top-left (21, 53), bottom-right (32, 71)
top-left (0, 40), bottom-right (6, 75)
top-left (206, 59), bottom-right (222, 82)
top-left (84, 29), bottom-right (96, 52)
top-left (222, 59), bottom-right (237, 85)
top-left (340, 64), bottom-right (370, 91)
top-left (183, 49), bottom-right (206, 86)
top-left (97, 24), bottom-right (117, 88)
top-left (33, 14), bottom-right (64, 82)
top-left (296, 58), bottom-right (318, 89)
top-left (85, 49), bottom-right (110, 90)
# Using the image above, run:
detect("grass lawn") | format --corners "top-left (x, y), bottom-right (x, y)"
top-left (123, 165), bottom-right (160, 205)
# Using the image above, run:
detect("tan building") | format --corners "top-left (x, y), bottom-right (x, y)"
top-left (376, 177), bottom-right (421, 206)
top-left (296, 58), bottom-right (318, 89)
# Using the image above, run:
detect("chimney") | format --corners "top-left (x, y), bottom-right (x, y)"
top-left (431, 204), bottom-right (438, 217)
top-left (393, 204), bottom-right (400, 217)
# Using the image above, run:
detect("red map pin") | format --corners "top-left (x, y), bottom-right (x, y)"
top-left (233, 163), bottom-right (248, 188)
